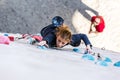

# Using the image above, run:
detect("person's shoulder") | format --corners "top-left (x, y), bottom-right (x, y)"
top-left (46, 24), bottom-right (54, 27)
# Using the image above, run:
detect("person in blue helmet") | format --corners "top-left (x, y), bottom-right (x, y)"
top-left (27, 16), bottom-right (64, 45)
top-left (41, 16), bottom-right (64, 37)
top-left (38, 16), bottom-right (92, 53)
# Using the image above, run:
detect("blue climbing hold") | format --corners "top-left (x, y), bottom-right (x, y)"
top-left (82, 54), bottom-right (95, 61)
top-left (73, 48), bottom-right (80, 53)
top-left (104, 57), bottom-right (112, 62)
top-left (114, 61), bottom-right (120, 67)
top-left (37, 46), bottom-right (47, 50)
top-left (97, 60), bottom-right (108, 66)
top-left (4, 33), bottom-right (9, 36)
top-left (28, 38), bottom-right (35, 44)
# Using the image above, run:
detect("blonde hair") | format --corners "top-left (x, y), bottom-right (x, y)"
top-left (55, 24), bottom-right (72, 43)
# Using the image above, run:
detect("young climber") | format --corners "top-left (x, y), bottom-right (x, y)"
top-left (38, 24), bottom-right (92, 53)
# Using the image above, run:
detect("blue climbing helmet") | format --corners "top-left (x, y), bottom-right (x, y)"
top-left (52, 16), bottom-right (64, 27)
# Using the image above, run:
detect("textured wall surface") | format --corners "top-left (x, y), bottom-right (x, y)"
top-left (0, 0), bottom-right (120, 52)
top-left (0, 0), bottom-right (81, 33)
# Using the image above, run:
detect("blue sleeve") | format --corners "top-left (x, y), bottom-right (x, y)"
top-left (40, 24), bottom-right (55, 37)
top-left (70, 33), bottom-right (92, 47)
top-left (40, 24), bottom-right (57, 47)
top-left (80, 34), bottom-right (92, 46)
top-left (42, 32), bottom-right (56, 46)
top-left (43, 32), bottom-right (56, 47)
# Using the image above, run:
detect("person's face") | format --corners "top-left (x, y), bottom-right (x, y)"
top-left (56, 35), bottom-right (69, 48)
top-left (94, 18), bottom-right (100, 25)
